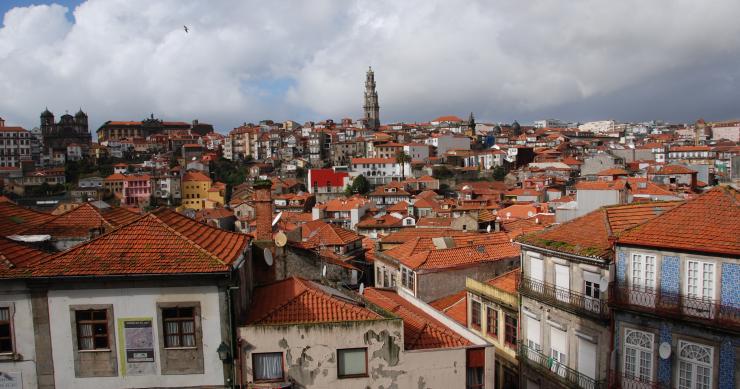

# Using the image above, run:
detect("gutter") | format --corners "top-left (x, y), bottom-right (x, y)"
top-left (516, 242), bottom-right (610, 266)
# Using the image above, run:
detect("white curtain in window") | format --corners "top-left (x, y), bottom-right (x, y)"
top-left (339, 349), bottom-right (366, 376)
top-left (182, 320), bottom-right (195, 346)
top-left (254, 353), bottom-right (283, 380)
top-left (0, 308), bottom-right (8, 321)
top-left (166, 322), bottom-right (179, 347)
top-left (79, 324), bottom-right (93, 349)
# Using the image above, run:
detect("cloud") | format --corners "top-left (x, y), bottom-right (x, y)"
top-left (1, 0), bottom-right (739, 133)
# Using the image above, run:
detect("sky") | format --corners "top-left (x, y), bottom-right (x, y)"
top-left (1, 0), bottom-right (740, 134)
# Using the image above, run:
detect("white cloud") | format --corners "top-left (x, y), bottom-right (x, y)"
top-left (1, 0), bottom-right (740, 133)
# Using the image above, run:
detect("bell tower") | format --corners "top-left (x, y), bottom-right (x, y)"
top-left (363, 66), bottom-right (380, 131)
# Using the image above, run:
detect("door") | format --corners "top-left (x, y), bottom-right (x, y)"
top-left (684, 260), bottom-right (715, 319)
top-left (577, 337), bottom-right (597, 385)
top-left (554, 264), bottom-right (570, 303)
top-left (550, 327), bottom-right (568, 378)
top-left (629, 254), bottom-right (656, 307)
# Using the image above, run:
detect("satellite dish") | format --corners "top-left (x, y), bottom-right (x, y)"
top-left (486, 224), bottom-right (491, 233)
top-left (321, 265), bottom-right (327, 278)
top-left (659, 342), bottom-right (671, 359)
top-left (359, 283), bottom-right (365, 295)
top-left (272, 212), bottom-right (282, 227)
top-left (263, 248), bottom-right (273, 266)
top-left (274, 231), bottom-right (287, 247)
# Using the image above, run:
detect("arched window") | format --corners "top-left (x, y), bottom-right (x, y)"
top-left (678, 340), bottom-right (712, 389)
top-left (623, 329), bottom-right (654, 382)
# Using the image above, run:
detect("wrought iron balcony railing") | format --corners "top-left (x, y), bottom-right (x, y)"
top-left (519, 276), bottom-right (610, 320)
top-left (518, 342), bottom-right (606, 389)
top-left (608, 369), bottom-right (671, 389)
top-left (610, 283), bottom-right (740, 331)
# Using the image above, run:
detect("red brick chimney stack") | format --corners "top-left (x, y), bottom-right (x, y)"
top-left (253, 181), bottom-right (273, 241)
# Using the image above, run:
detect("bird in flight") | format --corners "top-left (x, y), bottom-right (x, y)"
top-left (183, 25), bottom-right (189, 33)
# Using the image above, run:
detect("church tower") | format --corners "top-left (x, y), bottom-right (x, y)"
top-left (363, 66), bottom-right (380, 131)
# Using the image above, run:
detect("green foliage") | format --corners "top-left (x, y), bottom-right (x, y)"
top-left (493, 166), bottom-right (507, 181)
top-left (432, 165), bottom-right (454, 179)
top-left (295, 166), bottom-right (306, 178)
top-left (350, 174), bottom-right (371, 195)
top-left (210, 158), bottom-right (247, 186)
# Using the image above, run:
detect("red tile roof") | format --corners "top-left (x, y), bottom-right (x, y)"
top-left (0, 237), bottom-right (51, 279)
top-left (486, 268), bottom-right (520, 294)
top-left (364, 288), bottom-right (471, 350)
top-left (300, 220), bottom-right (363, 247)
top-left (518, 201), bottom-right (682, 259)
top-left (0, 202), bottom-right (55, 236)
top-left (18, 203), bottom-right (115, 238)
top-left (246, 277), bottom-right (382, 325)
top-left (308, 169), bottom-right (348, 188)
top-left (575, 180), bottom-right (627, 190)
top-left (416, 217), bottom-right (452, 228)
top-left (379, 229), bottom-right (483, 245)
top-left (432, 115), bottom-right (464, 123)
top-left (351, 157), bottom-right (396, 164)
top-left (182, 170), bottom-right (211, 182)
top-left (596, 168), bottom-right (629, 176)
top-left (429, 290), bottom-right (467, 326)
top-left (151, 208), bottom-right (249, 261)
top-left (401, 240), bottom-right (519, 271)
top-left (33, 213), bottom-right (248, 277)
top-left (618, 187), bottom-right (739, 256)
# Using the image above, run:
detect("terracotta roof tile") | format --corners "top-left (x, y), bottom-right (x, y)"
top-left (401, 239), bottom-right (519, 271)
top-left (364, 288), bottom-right (471, 350)
top-left (0, 237), bottom-right (51, 279)
top-left (18, 203), bottom-right (115, 238)
top-left (486, 268), bottom-right (520, 294)
top-left (32, 213), bottom-right (244, 277)
top-left (0, 202), bottom-right (55, 236)
top-left (429, 290), bottom-right (467, 326)
top-left (379, 229), bottom-right (481, 244)
top-left (518, 201), bottom-right (683, 259)
top-left (246, 277), bottom-right (382, 325)
top-left (618, 187), bottom-right (739, 256)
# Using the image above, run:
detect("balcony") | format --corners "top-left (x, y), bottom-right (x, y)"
top-left (519, 342), bottom-right (606, 389)
top-left (610, 283), bottom-right (740, 331)
top-left (519, 276), bottom-right (610, 321)
top-left (608, 370), bottom-right (670, 389)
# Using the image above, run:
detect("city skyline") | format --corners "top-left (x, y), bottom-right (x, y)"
top-left (2, 1), bottom-right (740, 132)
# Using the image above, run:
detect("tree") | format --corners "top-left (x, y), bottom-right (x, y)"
top-left (493, 166), bottom-right (507, 181)
top-left (432, 165), bottom-right (453, 179)
top-left (396, 151), bottom-right (411, 179)
top-left (350, 174), bottom-right (371, 195)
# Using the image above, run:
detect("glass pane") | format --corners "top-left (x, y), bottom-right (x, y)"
top-left (0, 339), bottom-right (12, 352)
top-left (94, 336), bottom-right (108, 349)
top-left (162, 308), bottom-right (177, 319)
top-left (167, 335), bottom-right (180, 347)
top-left (165, 321), bottom-right (178, 335)
top-left (76, 310), bottom-right (91, 321)
top-left (183, 334), bottom-right (196, 347)
top-left (182, 320), bottom-right (195, 334)
top-left (0, 324), bottom-right (9, 337)
top-left (79, 323), bottom-right (93, 337)
top-left (339, 349), bottom-right (366, 376)
top-left (94, 323), bottom-right (107, 335)
top-left (92, 310), bottom-right (106, 321)
top-left (80, 337), bottom-right (94, 350)
top-left (0, 308), bottom-right (9, 321)
top-left (254, 353), bottom-right (283, 381)
top-left (179, 307), bottom-right (194, 318)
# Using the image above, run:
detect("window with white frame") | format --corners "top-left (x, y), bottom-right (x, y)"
top-left (253, 352), bottom-right (284, 382)
top-left (623, 329), bottom-right (654, 382)
top-left (678, 340), bottom-right (713, 389)
top-left (631, 253), bottom-right (656, 291)
top-left (0, 305), bottom-right (13, 354)
top-left (686, 260), bottom-right (714, 300)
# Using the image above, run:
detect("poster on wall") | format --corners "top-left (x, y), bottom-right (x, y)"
top-left (0, 372), bottom-right (22, 389)
top-left (118, 318), bottom-right (156, 376)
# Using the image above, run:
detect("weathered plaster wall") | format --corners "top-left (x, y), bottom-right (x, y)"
top-left (46, 285), bottom-right (226, 389)
top-left (417, 258), bottom-right (519, 303)
top-left (1, 282), bottom-right (39, 389)
top-left (241, 319), bottom-right (489, 389)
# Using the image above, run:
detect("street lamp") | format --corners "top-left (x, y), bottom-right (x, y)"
top-left (217, 341), bottom-right (231, 363)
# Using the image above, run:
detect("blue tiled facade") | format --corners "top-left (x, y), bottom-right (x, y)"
top-left (616, 250), bottom-right (627, 283)
top-left (721, 262), bottom-right (740, 307)
top-left (660, 256), bottom-right (679, 294)
top-left (719, 338), bottom-right (736, 389)
top-left (658, 323), bottom-right (672, 385)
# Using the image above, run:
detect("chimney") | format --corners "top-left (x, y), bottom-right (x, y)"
top-left (253, 180), bottom-right (273, 241)
top-left (0, 117), bottom-right (4, 127)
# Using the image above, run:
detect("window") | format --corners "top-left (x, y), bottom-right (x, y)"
top-left (504, 314), bottom-right (517, 348)
top-left (162, 307), bottom-right (196, 348)
top-left (0, 306), bottom-right (12, 353)
top-left (678, 340), bottom-right (713, 389)
top-left (686, 260), bottom-right (714, 300)
top-left (623, 329), bottom-right (654, 382)
top-left (486, 307), bottom-right (498, 337)
top-left (471, 301), bottom-right (482, 329)
top-left (337, 348), bottom-right (367, 378)
top-left (253, 352), bottom-right (284, 382)
top-left (631, 254), bottom-right (656, 291)
top-left (75, 309), bottom-right (110, 350)
top-left (466, 348), bottom-right (485, 389)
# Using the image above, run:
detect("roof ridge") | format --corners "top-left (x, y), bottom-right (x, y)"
top-left (146, 213), bottom-right (228, 266)
top-left (254, 278), bottom-right (310, 323)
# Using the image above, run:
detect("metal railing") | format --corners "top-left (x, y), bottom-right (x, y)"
top-left (519, 276), bottom-right (610, 320)
top-left (610, 283), bottom-right (740, 330)
top-left (609, 370), bottom-right (671, 389)
top-left (518, 342), bottom-right (606, 389)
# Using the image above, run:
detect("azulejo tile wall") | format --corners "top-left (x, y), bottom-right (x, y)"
top-left (720, 262), bottom-right (740, 306)
top-left (660, 256), bottom-right (679, 294)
